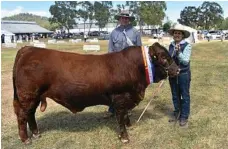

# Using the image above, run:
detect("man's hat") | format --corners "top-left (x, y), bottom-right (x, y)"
top-left (114, 10), bottom-right (135, 22)
top-left (168, 24), bottom-right (190, 38)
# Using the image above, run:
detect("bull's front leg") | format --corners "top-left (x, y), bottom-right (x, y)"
top-left (124, 114), bottom-right (131, 127)
top-left (115, 105), bottom-right (129, 143)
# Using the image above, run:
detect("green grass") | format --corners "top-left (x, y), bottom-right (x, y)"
top-left (1, 40), bottom-right (228, 149)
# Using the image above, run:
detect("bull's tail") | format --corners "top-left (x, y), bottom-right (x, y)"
top-left (12, 47), bottom-right (26, 101)
top-left (13, 47), bottom-right (27, 117)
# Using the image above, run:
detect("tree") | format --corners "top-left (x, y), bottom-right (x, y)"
top-left (2, 13), bottom-right (55, 31)
top-left (199, 1), bottom-right (224, 29)
top-left (49, 1), bottom-right (79, 33)
top-left (126, 2), bottom-right (142, 32)
top-left (218, 17), bottom-right (228, 29)
top-left (163, 21), bottom-right (171, 32)
top-left (78, 1), bottom-right (93, 34)
top-left (140, 2), bottom-right (167, 26)
top-left (101, 1), bottom-right (114, 30)
top-left (116, 3), bottom-right (126, 13)
top-left (94, 2), bottom-right (110, 30)
top-left (178, 6), bottom-right (200, 28)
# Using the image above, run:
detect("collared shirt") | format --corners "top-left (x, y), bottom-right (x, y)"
top-left (169, 40), bottom-right (192, 66)
top-left (108, 24), bottom-right (142, 53)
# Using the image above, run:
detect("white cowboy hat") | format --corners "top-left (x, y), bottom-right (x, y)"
top-left (114, 10), bottom-right (135, 22)
top-left (168, 24), bottom-right (190, 38)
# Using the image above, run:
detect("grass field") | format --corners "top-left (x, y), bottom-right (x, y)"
top-left (1, 39), bottom-right (228, 149)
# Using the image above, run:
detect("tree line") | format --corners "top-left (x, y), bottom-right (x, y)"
top-left (2, 13), bottom-right (56, 30)
top-left (49, 1), bottom-right (227, 33)
top-left (49, 1), bottom-right (167, 33)
top-left (2, 1), bottom-right (227, 33)
top-left (177, 1), bottom-right (228, 30)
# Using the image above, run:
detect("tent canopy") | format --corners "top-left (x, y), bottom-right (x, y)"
top-left (1, 29), bottom-right (15, 36)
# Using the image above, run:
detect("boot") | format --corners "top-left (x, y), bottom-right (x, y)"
top-left (179, 118), bottom-right (188, 128)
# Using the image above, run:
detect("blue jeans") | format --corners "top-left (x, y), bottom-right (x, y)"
top-left (169, 71), bottom-right (191, 119)
top-left (108, 105), bottom-right (115, 114)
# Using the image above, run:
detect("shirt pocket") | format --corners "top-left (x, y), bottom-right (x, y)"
top-left (113, 37), bottom-right (123, 49)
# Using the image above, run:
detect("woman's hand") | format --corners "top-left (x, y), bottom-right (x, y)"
top-left (175, 44), bottom-right (181, 55)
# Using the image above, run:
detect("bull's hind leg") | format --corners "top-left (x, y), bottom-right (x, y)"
top-left (13, 99), bottom-right (31, 144)
top-left (14, 94), bottom-right (41, 144)
top-left (27, 100), bottom-right (41, 139)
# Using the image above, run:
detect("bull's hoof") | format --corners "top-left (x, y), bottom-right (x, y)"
top-left (23, 138), bottom-right (32, 145)
top-left (126, 123), bottom-right (132, 127)
top-left (121, 138), bottom-right (129, 143)
top-left (32, 133), bottom-right (41, 139)
top-left (118, 134), bottom-right (129, 143)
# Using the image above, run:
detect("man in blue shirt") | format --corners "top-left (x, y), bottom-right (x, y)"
top-left (108, 10), bottom-right (142, 52)
top-left (104, 10), bottom-right (142, 118)
top-left (168, 24), bottom-right (192, 127)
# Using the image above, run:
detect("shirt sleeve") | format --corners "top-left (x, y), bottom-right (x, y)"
top-left (177, 43), bottom-right (192, 65)
top-left (108, 32), bottom-right (115, 53)
top-left (136, 31), bottom-right (142, 46)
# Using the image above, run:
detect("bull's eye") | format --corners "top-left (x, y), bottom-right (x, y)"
top-left (153, 56), bottom-right (156, 59)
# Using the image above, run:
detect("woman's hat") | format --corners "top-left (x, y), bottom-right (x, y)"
top-left (114, 10), bottom-right (135, 22)
top-left (168, 24), bottom-right (190, 38)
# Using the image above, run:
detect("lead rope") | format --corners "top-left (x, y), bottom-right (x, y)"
top-left (137, 46), bottom-right (176, 123)
top-left (174, 44), bottom-right (181, 126)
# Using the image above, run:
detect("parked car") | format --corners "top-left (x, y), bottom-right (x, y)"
top-left (100, 31), bottom-right (109, 36)
top-left (223, 33), bottom-right (228, 40)
top-left (62, 33), bottom-right (73, 39)
top-left (52, 34), bottom-right (63, 39)
top-left (206, 30), bottom-right (222, 40)
top-left (88, 31), bottom-right (100, 36)
top-left (98, 34), bottom-right (110, 40)
top-left (152, 31), bottom-right (164, 39)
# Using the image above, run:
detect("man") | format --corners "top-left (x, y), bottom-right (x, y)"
top-left (84, 33), bottom-right (87, 42)
top-left (168, 24), bottom-right (192, 127)
top-left (108, 10), bottom-right (142, 52)
top-left (206, 32), bottom-right (211, 42)
top-left (105, 10), bottom-right (142, 118)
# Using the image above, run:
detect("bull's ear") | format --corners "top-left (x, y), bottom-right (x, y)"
top-left (148, 46), bottom-right (155, 57)
top-left (149, 46), bottom-right (157, 61)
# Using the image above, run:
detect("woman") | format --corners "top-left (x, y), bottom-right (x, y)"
top-left (168, 24), bottom-right (192, 127)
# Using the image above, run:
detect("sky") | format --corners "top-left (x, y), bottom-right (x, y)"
top-left (1, 1), bottom-right (228, 23)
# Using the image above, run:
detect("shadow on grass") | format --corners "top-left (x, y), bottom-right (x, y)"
top-left (2, 100), bottom-right (174, 148)
top-left (37, 102), bottom-right (173, 134)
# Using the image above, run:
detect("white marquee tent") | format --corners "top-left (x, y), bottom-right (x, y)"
top-left (182, 25), bottom-right (199, 44)
top-left (1, 29), bottom-right (16, 43)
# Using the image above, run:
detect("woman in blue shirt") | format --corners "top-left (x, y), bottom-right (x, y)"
top-left (168, 24), bottom-right (192, 127)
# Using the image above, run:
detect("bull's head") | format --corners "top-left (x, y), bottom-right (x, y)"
top-left (148, 42), bottom-right (179, 81)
